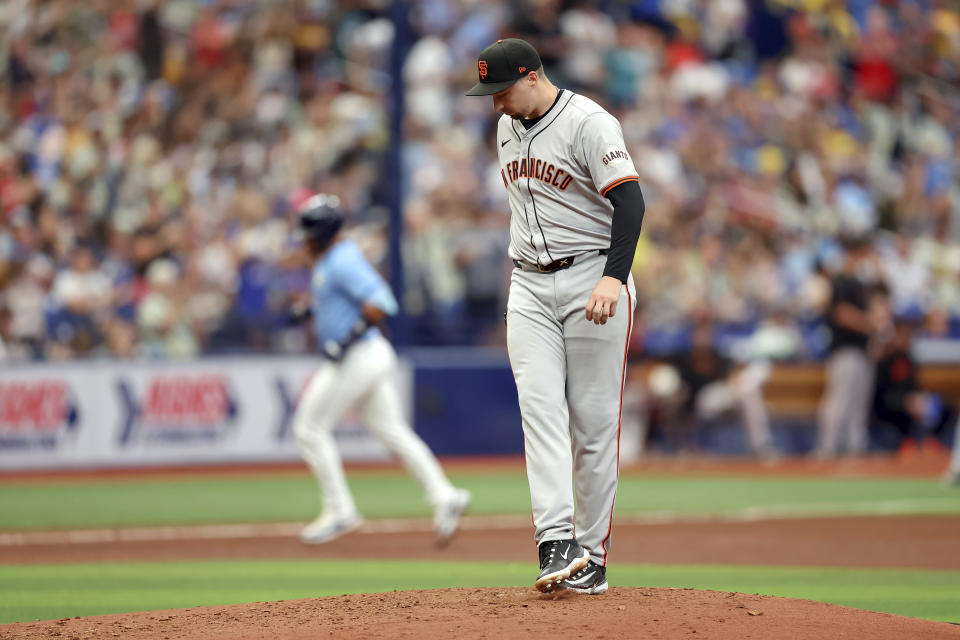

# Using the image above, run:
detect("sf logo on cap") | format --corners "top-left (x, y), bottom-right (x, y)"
top-left (479, 60), bottom-right (488, 79)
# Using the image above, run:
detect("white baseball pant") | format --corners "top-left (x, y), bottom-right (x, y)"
top-left (293, 333), bottom-right (456, 518)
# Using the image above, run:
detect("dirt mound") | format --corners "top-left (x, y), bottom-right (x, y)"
top-left (4, 587), bottom-right (958, 640)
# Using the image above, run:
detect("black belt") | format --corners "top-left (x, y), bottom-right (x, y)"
top-left (512, 249), bottom-right (606, 273)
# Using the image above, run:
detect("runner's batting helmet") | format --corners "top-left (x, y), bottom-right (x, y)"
top-left (297, 194), bottom-right (344, 246)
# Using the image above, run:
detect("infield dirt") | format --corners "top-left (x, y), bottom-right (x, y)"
top-left (3, 515), bottom-right (958, 569)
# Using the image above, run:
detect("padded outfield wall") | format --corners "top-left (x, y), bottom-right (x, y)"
top-left (0, 350), bottom-right (527, 471)
top-left (0, 357), bottom-right (415, 470)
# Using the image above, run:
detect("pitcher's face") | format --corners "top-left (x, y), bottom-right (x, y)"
top-left (492, 75), bottom-right (537, 119)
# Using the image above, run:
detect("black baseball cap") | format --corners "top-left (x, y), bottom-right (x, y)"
top-left (466, 38), bottom-right (542, 96)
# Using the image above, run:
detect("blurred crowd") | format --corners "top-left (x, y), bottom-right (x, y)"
top-left (0, 0), bottom-right (958, 361)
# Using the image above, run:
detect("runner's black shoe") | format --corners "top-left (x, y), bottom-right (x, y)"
top-left (562, 560), bottom-right (608, 594)
top-left (535, 538), bottom-right (589, 592)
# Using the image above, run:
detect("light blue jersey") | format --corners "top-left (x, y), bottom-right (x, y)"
top-left (310, 240), bottom-right (398, 347)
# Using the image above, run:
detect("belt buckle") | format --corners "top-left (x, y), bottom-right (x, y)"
top-left (537, 257), bottom-right (570, 273)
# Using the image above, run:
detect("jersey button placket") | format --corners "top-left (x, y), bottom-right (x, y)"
top-left (521, 136), bottom-right (547, 264)
top-left (515, 136), bottom-right (540, 259)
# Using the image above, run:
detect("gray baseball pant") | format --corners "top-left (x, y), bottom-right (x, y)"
top-left (506, 252), bottom-right (635, 566)
top-left (816, 347), bottom-right (874, 456)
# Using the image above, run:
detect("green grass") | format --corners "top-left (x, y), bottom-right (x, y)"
top-left (1, 469), bottom-right (957, 530)
top-left (1, 560), bottom-right (958, 625)
top-left (2, 471), bottom-right (957, 627)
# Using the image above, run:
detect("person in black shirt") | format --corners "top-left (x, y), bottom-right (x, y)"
top-left (873, 319), bottom-right (959, 460)
top-left (670, 318), bottom-right (777, 459)
top-left (815, 235), bottom-right (885, 458)
top-left (874, 321), bottom-right (929, 444)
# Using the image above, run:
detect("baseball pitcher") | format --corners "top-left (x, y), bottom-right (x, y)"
top-left (291, 194), bottom-right (471, 546)
top-left (467, 39), bottom-right (645, 594)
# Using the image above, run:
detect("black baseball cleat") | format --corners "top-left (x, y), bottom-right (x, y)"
top-left (535, 538), bottom-right (590, 593)
top-left (561, 560), bottom-right (608, 595)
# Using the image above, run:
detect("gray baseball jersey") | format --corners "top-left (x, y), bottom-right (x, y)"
top-left (500, 89), bottom-right (638, 566)
top-left (497, 91), bottom-right (639, 266)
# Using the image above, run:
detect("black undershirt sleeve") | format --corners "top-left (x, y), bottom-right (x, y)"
top-left (602, 180), bottom-right (645, 283)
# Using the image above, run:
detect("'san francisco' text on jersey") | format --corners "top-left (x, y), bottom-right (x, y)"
top-left (501, 157), bottom-right (574, 191)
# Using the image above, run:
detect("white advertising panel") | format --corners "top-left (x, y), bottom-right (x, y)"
top-left (0, 357), bottom-right (411, 470)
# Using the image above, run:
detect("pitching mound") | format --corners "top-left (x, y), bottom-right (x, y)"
top-left (4, 587), bottom-right (958, 640)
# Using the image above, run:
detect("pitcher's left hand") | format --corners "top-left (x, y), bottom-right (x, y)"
top-left (585, 276), bottom-right (623, 325)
